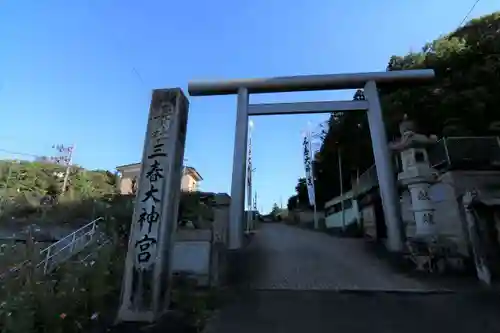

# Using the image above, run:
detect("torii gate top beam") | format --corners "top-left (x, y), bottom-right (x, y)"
top-left (188, 69), bottom-right (435, 96)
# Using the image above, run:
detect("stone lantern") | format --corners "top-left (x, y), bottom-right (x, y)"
top-left (389, 115), bottom-right (439, 238)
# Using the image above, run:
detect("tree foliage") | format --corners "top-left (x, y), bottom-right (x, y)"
top-left (271, 203), bottom-right (280, 214)
top-left (287, 195), bottom-right (298, 211)
top-left (310, 12), bottom-right (500, 207)
top-left (287, 177), bottom-right (314, 211)
top-left (0, 160), bottom-right (119, 201)
top-left (0, 160), bottom-right (120, 224)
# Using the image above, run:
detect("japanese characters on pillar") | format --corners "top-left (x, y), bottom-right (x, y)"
top-left (132, 98), bottom-right (174, 269)
top-left (118, 88), bottom-right (188, 323)
top-left (409, 183), bottom-right (436, 234)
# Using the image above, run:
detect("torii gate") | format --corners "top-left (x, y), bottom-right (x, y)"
top-left (188, 69), bottom-right (435, 252)
top-left (117, 69), bottom-right (435, 323)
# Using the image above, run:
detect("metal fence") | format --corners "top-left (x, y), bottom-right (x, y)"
top-left (38, 217), bottom-right (104, 274)
top-left (429, 137), bottom-right (500, 170)
top-left (0, 217), bottom-right (106, 280)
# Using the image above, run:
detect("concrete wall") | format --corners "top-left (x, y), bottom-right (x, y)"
top-left (361, 204), bottom-right (377, 239)
top-left (171, 193), bottom-right (230, 287)
top-left (429, 180), bottom-right (466, 253)
top-left (325, 205), bottom-right (359, 229)
top-left (398, 171), bottom-right (500, 255)
top-left (290, 210), bottom-right (325, 226)
top-left (172, 229), bottom-right (212, 286)
top-left (360, 170), bottom-right (500, 256)
top-left (433, 171), bottom-right (500, 255)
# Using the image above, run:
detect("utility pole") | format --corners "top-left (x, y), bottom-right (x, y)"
top-left (182, 157), bottom-right (187, 190)
top-left (338, 146), bottom-right (345, 231)
top-left (51, 144), bottom-right (74, 194)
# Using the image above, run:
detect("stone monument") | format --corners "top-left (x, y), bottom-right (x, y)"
top-left (389, 115), bottom-right (438, 238)
top-left (117, 88), bottom-right (189, 323)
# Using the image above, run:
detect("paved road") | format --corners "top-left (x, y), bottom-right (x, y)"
top-left (204, 223), bottom-right (500, 333)
top-left (205, 290), bottom-right (500, 333)
top-left (245, 223), bottom-right (429, 291)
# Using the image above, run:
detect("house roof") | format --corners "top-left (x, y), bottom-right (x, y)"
top-left (116, 162), bottom-right (203, 181)
top-left (116, 162), bottom-right (141, 171)
top-left (184, 166), bottom-right (203, 181)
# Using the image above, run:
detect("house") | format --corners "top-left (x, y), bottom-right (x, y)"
top-left (116, 162), bottom-right (203, 194)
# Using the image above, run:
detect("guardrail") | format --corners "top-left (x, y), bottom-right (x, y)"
top-left (38, 217), bottom-right (104, 274)
top-left (0, 217), bottom-right (108, 281)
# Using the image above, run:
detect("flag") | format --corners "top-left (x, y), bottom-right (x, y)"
top-left (303, 129), bottom-right (316, 206)
top-left (247, 136), bottom-right (252, 207)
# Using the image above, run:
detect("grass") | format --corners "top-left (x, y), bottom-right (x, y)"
top-left (0, 194), bottom-right (224, 333)
top-left (0, 238), bottom-right (124, 333)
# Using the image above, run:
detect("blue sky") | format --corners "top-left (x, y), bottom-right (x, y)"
top-left (0, 0), bottom-right (498, 213)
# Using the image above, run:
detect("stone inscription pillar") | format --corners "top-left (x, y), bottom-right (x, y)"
top-left (117, 88), bottom-right (189, 323)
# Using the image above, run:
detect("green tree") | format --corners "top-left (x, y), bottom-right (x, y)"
top-left (295, 178), bottom-right (309, 208)
top-left (271, 203), bottom-right (280, 215)
top-left (287, 195), bottom-right (298, 211)
top-left (311, 11), bottom-right (500, 206)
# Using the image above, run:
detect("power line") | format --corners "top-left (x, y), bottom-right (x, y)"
top-left (0, 148), bottom-right (41, 159)
top-left (132, 67), bottom-right (146, 86)
top-left (458, 0), bottom-right (481, 28)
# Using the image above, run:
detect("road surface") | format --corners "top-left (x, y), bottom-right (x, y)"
top-left (204, 223), bottom-right (500, 333)
top-left (246, 223), bottom-right (427, 291)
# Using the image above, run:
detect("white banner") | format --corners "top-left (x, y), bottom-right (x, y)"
top-left (247, 136), bottom-right (252, 208)
top-left (302, 130), bottom-right (316, 206)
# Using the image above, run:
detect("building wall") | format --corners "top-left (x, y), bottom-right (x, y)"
top-left (181, 174), bottom-right (198, 192)
top-left (118, 167), bottom-right (199, 194)
top-left (118, 165), bottom-right (141, 195)
top-left (120, 177), bottom-right (135, 195)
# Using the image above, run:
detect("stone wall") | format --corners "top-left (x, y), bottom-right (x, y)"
top-left (434, 171), bottom-right (500, 255)
top-left (398, 170), bottom-right (500, 255)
